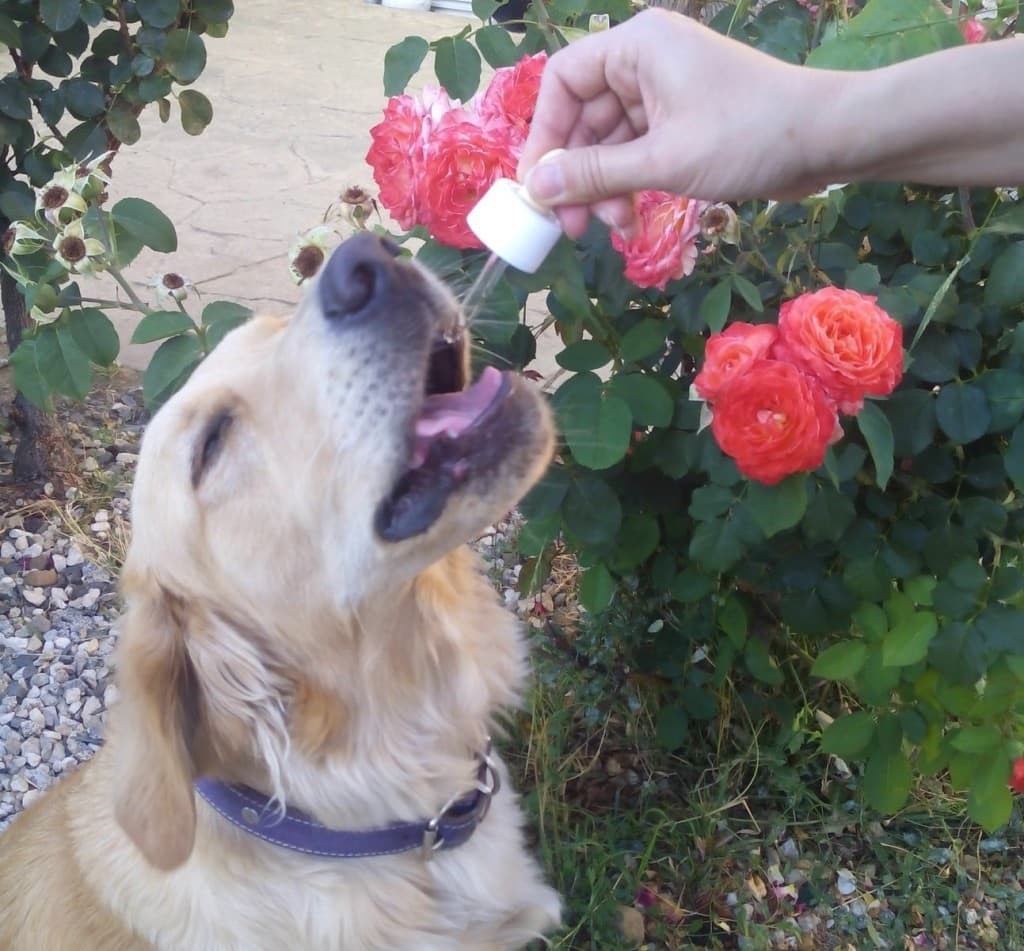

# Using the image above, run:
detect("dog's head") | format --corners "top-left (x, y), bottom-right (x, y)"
top-left (111, 233), bottom-right (554, 868)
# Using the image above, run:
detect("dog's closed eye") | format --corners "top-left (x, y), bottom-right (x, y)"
top-left (191, 409), bottom-right (233, 487)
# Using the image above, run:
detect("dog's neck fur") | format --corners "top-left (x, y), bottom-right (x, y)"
top-left (178, 546), bottom-right (525, 830)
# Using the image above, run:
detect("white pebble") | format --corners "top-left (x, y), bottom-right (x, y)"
top-left (22, 588), bottom-right (46, 607)
top-left (94, 509), bottom-right (109, 523)
top-left (52, 554), bottom-right (66, 572)
top-left (53, 636), bottom-right (70, 650)
top-left (65, 545), bottom-right (84, 567)
top-left (0, 541), bottom-right (15, 558)
top-left (14, 536), bottom-right (28, 552)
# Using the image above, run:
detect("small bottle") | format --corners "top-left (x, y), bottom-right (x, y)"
top-left (466, 175), bottom-right (563, 274)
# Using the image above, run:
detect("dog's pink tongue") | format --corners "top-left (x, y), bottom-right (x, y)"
top-left (415, 366), bottom-right (504, 439)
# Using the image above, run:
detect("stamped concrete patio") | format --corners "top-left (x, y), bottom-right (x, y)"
top-left (97, 0), bottom-right (560, 379)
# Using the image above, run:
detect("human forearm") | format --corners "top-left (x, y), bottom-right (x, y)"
top-left (813, 38), bottom-right (1024, 189)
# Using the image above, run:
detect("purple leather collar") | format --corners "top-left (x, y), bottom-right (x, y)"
top-left (194, 744), bottom-right (499, 861)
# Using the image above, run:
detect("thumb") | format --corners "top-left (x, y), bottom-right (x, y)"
top-left (524, 141), bottom-right (653, 207)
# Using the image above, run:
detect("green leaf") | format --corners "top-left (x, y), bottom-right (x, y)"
top-left (1007, 423), bottom-right (1024, 492)
top-left (806, 0), bottom-right (964, 70)
top-left (106, 102), bottom-right (141, 146)
top-left (718, 594), bottom-right (747, 647)
top-left (36, 324), bottom-right (93, 399)
top-left (62, 78), bottom-right (105, 119)
top-left (202, 300), bottom-right (252, 326)
top-left (433, 36), bottom-right (482, 103)
top-left (619, 318), bottom-right (666, 363)
top-left (383, 36), bottom-right (429, 97)
top-left (984, 243), bottom-right (1024, 308)
top-left (0, 14), bottom-right (20, 48)
top-left (935, 382), bottom-right (990, 444)
top-left (562, 474), bottom-right (622, 546)
top-left (556, 374), bottom-right (632, 471)
top-left (655, 706), bottom-right (689, 751)
top-left (730, 274), bottom-right (763, 312)
top-left (131, 310), bottom-right (195, 344)
top-left (556, 340), bottom-right (611, 372)
top-left (882, 611), bottom-right (938, 667)
top-left (811, 641), bottom-right (867, 681)
top-left (744, 639), bottom-right (783, 686)
top-left (163, 29), bottom-right (207, 84)
top-left (111, 197), bottom-right (177, 252)
top-left (0, 78), bottom-right (32, 121)
top-left (9, 340), bottom-right (52, 409)
top-left (821, 711), bottom-right (876, 757)
top-left (985, 203), bottom-right (1024, 236)
top-left (611, 514), bottom-right (659, 571)
top-left (857, 401), bottom-right (894, 489)
top-left (178, 89), bottom-right (213, 135)
top-left (863, 747), bottom-right (912, 813)
top-left (143, 333), bottom-right (202, 406)
top-left (475, 24), bottom-right (518, 68)
top-left (40, 0), bottom-right (82, 33)
top-left (885, 388), bottom-right (935, 456)
top-left (472, 0), bottom-right (501, 19)
top-left (745, 473), bottom-right (807, 538)
top-left (69, 308), bottom-right (119, 365)
top-left (967, 755), bottom-right (1013, 832)
top-left (579, 563), bottom-right (614, 613)
top-left (519, 466), bottom-right (570, 520)
top-left (671, 568), bottom-right (715, 604)
top-left (606, 373), bottom-right (673, 427)
top-left (950, 725), bottom-right (1003, 754)
top-left (136, 0), bottom-right (180, 27)
top-left (699, 281), bottom-right (731, 333)
top-left (195, 0), bottom-right (234, 22)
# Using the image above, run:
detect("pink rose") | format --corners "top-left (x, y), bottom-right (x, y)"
top-left (960, 17), bottom-right (987, 43)
top-left (694, 322), bottom-right (779, 402)
top-left (476, 52), bottom-right (547, 151)
top-left (611, 191), bottom-right (708, 290)
top-left (419, 113), bottom-right (518, 249)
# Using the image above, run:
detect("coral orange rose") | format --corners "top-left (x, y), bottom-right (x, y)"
top-left (611, 191), bottom-right (708, 291)
top-left (693, 321), bottom-right (779, 402)
top-left (419, 113), bottom-right (518, 249)
top-left (710, 360), bottom-right (839, 485)
top-left (775, 287), bottom-right (903, 415)
top-left (1011, 757), bottom-right (1024, 794)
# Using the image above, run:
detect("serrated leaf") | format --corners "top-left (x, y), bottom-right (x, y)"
top-left (745, 473), bottom-right (807, 538)
top-left (579, 562), bottom-right (614, 613)
top-left (882, 611), bottom-right (937, 667)
top-left (811, 641), bottom-right (867, 680)
top-left (606, 373), bottom-right (673, 427)
top-left (857, 401), bottom-right (894, 489)
top-left (950, 725), bottom-right (1002, 754)
top-left (35, 324), bottom-right (93, 399)
top-left (967, 755), bottom-right (1013, 832)
top-left (178, 89), bottom-right (212, 135)
top-left (699, 281), bottom-right (731, 333)
top-left (62, 78), bottom-right (105, 119)
top-left (383, 36), bottom-right (429, 97)
top-left (619, 318), bottom-right (666, 362)
top-left (655, 706), bottom-right (689, 751)
top-left (131, 310), bottom-right (195, 344)
top-left (821, 711), bottom-right (875, 757)
top-left (9, 339), bottom-right (52, 409)
top-left (69, 308), bottom-right (119, 365)
top-left (434, 36), bottom-right (481, 103)
top-left (863, 747), bottom-right (912, 813)
top-left (730, 274), bottom-right (763, 312)
top-left (935, 382), bottom-right (990, 444)
top-left (984, 243), bottom-right (1024, 308)
top-left (112, 197), bottom-right (177, 252)
top-left (556, 374), bottom-right (632, 470)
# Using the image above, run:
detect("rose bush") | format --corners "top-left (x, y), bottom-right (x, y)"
top-left (373, 0), bottom-right (1024, 832)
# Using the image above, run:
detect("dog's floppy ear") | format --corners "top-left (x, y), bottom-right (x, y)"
top-left (111, 571), bottom-right (200, 871)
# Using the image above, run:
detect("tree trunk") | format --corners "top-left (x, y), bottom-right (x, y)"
top-left (1, 239), bottom-right (49, 483)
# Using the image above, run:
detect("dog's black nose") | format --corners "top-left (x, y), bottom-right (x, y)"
top-left (319, 233), bottom-right (401, 320)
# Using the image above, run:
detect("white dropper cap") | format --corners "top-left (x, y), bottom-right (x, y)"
top-left (466, 156), bottom-right (563, 273)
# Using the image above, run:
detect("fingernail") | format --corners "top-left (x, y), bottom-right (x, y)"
top-left (526, 161), bottom-right (565, 204)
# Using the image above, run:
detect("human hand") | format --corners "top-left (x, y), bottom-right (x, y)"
top-left (518, 9), bottom-right (834, 238)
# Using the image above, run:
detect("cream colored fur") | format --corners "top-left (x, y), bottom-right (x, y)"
top-left (0, 251), bottom-right (560, 949)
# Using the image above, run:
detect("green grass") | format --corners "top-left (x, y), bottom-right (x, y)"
top-left (502, 621), bottom-right (1024, 949)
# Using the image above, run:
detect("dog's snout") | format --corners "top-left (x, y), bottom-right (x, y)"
top-left (319, 233), bottom-right (400, 320)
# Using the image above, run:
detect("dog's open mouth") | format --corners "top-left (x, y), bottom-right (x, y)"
top-left (375, 335), bottom-right (513, 542)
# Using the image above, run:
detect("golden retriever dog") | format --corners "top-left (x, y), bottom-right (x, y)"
top-left (0, 233), bottom-right (561, 949)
